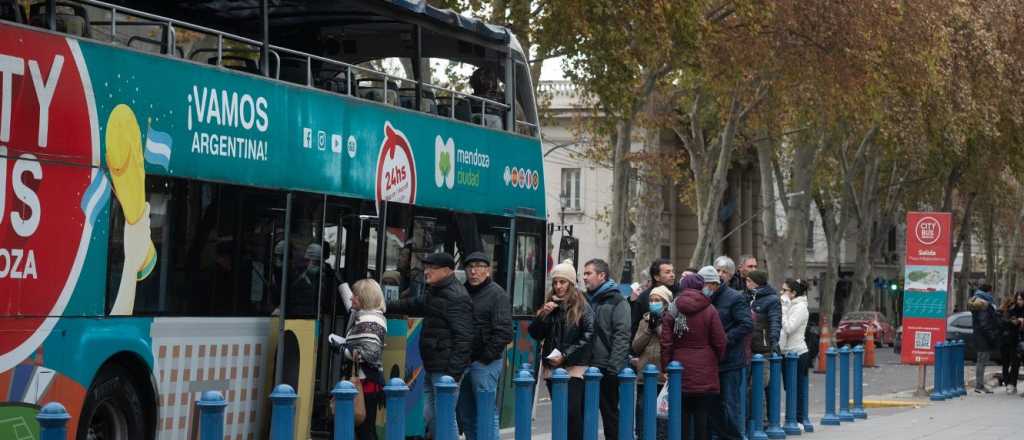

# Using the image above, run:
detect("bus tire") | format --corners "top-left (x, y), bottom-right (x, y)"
top-left (76, 363), bottom-right (147, 440)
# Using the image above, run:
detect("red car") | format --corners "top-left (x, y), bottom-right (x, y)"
top-left (835, 311), bottom-right (896, 347)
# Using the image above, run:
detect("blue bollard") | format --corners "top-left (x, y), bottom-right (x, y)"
top-left (667, 361), bottom-right (684, 440)
top-left (798, 359), bottom-right (813, 433)
top-left (270, 384), bottom-right (297, 440)
top-left (643, 364), bottom-right (659, 440)
top-left (475, 378), bottom-right (497, 440)
top-left (838, 346), bottom-right (854, 422)
top-left (765, 354), bottom-right (786, 438)
top-left (821, 348), bottom-right (840, 426)
top-left (954, 339), bottom-right (962, 394)
top-left (584, 367), bottom-right (602, 440)
top-left (783, 352), bottom-right (802, 435)
top-left (940, 341), bottom-right (953, 399)
top-left (740, 366), bottom-right (749, 438)
top-left (514, 369), bottom-right (535, 440)
top-left (619, 368), bottom-right (637, 440)
top-left (930, 342), bottom-right (946, 401)
top-left (750, 355), bottom-right (768, 440)
top-left (385, 378), bottom-right (409, 440)
top-left (551, 368), bottom-right (569, 440)
top-left (434, 376), bottom-right (458, 440)
top-left (944, 340), bottom-right (957, 399)
top-left (332, 381), bottom-right (358, 440)
top-left (37, 402), bottom-right (71, 440)
top-left (852, 346), bottom-right (867, 419)
top-left (197, 390), bottom-right (228, 440)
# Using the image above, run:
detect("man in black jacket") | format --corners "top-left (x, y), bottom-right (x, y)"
top-left (456, 252), bottom-right (513, 440)
top-left (387, 252), bottom-right (474, 438)
top-left (583, 258), bottom-right (631, 440)
top-left (970, 285), bottom-right (1000, 393)
top-left (704, 261), bottom-right (754, 440)
top-left (629, 258), bottom-right (676, 339)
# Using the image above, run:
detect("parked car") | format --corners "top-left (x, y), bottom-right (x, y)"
top-left (946, 311), bottom-right (1002, 363)
top-left (836, 311), bottom-right (896, 347)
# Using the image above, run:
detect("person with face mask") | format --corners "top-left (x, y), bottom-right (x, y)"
top-left (661, 274), bottom-right (726, 440)
top-left (630, 285), bottom-right (672, 439)
top-left (528, 260), bottom-right (594, 440)
top-left (701, 263), bottom-right (752, 440)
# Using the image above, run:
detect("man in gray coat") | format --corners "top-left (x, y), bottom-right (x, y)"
top-left (582, 258), bottom-right (631, 440)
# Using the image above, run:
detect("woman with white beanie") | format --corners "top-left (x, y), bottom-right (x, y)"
top-left (528, 259), bottom-right (594, 440)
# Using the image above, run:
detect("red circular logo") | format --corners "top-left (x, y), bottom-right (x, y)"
top-left (914, 216), bottom-right (942, 246)
top-left (375, 122), bottom-right (417, 211)
top-left (0, 28), bottom-right (96, 371)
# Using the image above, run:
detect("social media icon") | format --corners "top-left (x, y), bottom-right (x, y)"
top-left (317, 131), bottom-right (327, 150)
top-left (331, 134), bottom-right (343, 153)
top-left (303, 128), bottom-right (312, 148)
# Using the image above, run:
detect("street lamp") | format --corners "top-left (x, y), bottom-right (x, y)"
top-left (559, 190), bottom-right (569, 226)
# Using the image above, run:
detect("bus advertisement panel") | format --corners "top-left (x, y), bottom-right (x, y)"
top-left (1, 21), bottom-right (543, 439)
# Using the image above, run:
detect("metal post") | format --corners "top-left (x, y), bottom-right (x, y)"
top-left (667, 361), bottom-right (683, 440)
top-left (434, 376), bottom-right (458, 440)
top-left (270, 384), bottom-right (297, 440)
top-left (37, 402), bottom-right (70, 440)
top-left (197, 390), bottom-right (228, 440)
top-left (765, 354), bottom-right (786, 438)
top-left (332, 381), bottom-right (358, 440)
top-left (930, 342), bottom-right (946, 401)
top-left (260, 0), bottom-right (270, 76)
top-left (618, 368), bottom-right (637, 440)
top-left (551, 369), bottom-right (569, 440)
top-left (750, 355), bottom-right (768, 440)
top-left (47, 0), bottom-right (56, 30)
top-left (956, 340), bottom-right (966, 396)
top-left (838, 346), bottom-right (854, 422)
top-left (583, 367), bottom-right (601, 440)
top-left (852, 346), bottom-right (867, 419)
top-left (740, 366), bottom-right (749, 438)
top-left (514, 369), bottom-right (534, 440)
top-left (783, 352), bottom-right (802, 435)
top-left (385, 378), bottom-right (409, 440)
top-left (821, 348), bottom-right (840, 426)
top-left (274, 193), bottom-right (293, 387)
top-left (798, 358), bottom-right (814, 432)
top-left (642, 364), bottom-right (659, 440)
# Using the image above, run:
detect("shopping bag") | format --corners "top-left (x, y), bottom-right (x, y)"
top-left (655, 382), bottom-right (671, 417)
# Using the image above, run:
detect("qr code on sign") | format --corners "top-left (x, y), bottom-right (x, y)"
top-left (914, 331), bottom-right (932, 350)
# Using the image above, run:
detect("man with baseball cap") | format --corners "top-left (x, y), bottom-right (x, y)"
top-left (388, 251), bottom-right (474, 438)
top-left (456, 251), bottom-right (513, 440)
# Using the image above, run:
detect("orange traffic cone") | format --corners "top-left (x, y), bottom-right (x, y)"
top-left (816, 323), bottom-right (831, 373)
top-left (864, 326), bottom-right (877, 368)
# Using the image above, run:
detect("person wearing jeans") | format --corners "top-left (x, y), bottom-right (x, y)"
top-left (969, 286), bottom-right (1000, 393)
top-left (705, 260), bottom-right (753, 440)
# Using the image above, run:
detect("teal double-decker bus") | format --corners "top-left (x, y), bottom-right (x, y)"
top-left (0, 1), bottom-right (550, 438)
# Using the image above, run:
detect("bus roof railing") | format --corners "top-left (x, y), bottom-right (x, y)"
top-left (24, 0), bottom-right (527, 136)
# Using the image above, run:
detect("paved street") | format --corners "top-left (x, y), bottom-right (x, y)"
top-left (501, 348), bottom-right (961, 439)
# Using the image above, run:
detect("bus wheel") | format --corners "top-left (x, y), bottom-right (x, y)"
top-left (77, 364), bottom-right (146, 440)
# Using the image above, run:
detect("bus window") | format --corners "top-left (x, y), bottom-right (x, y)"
top-left (282, 193), bottom-right (329, 319)
top-left (511, 219), bottom-right (546, 316)
top-left (107, 177), bottom-right (286, 316)
top-left (513, 60), bottom-right (539, 137)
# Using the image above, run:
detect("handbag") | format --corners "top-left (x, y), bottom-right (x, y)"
top-left (350, 351), bottom-right (367, 425)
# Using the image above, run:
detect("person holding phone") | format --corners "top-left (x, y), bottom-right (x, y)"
top-left (528, 259), bottom-right (594, 440)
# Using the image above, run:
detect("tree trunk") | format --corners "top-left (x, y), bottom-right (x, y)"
top-left (959, 218), bottom-right (973, 311)
top-left (985, 201), bottom-right (996, 286)
top-left (816, 193), bottom-right (842, 328)
top-left (608, 120), bottom-right (635, 280)
top-left (633, 109), bottom-right (666, 276)
top-left (787, 137), bottom-right (819, 279)
top-left (1001, 206), bottom-right (1024, 300)
top-left (756, 139), bottom-right (787, 287)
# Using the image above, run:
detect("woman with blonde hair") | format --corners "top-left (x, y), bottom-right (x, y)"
top-left (528, 260), bottom-right (594, 440)
top-left (329, 279), bottom-right (387, 440)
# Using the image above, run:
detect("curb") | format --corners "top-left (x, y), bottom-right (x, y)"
top-left (858, 399), bottom-right (926, 408)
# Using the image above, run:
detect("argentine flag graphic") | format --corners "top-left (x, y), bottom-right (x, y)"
top-left (144, 126), bottom-right (173, 170)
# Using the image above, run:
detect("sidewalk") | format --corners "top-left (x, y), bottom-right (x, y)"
top-left (816, 390), bottom-right (1024, 439)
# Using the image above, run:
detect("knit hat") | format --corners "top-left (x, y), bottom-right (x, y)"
top-left (698, 266), bottom-right (720, 285)
top-left (680, 273), bottom-right (704, 291)
top-left (747, 270), bottom-right (768, 287)
top-left (650, 285), bottom-right (673, 304)
top-left (551, 259), bottom-right (577, 285)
